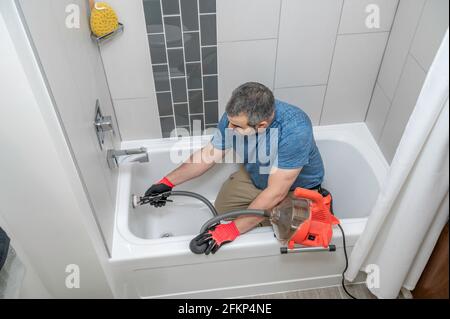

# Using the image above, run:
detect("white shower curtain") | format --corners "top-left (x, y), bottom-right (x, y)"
top-left (346, 31), bottom-right (449, 299)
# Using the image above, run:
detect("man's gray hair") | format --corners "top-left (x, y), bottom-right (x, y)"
top-left (226, 82), bottom-right (275, 126)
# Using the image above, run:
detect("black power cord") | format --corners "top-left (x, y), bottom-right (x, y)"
top-left (337, 223), bottom-right (357, 299)
top-left (327, 190), bottom-right (357, 299)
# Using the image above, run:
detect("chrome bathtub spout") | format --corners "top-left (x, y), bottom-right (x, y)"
top-left (107, 147), bottom-right (149, 169)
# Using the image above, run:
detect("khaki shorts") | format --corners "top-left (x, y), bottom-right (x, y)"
top-left (214, 165), bottom-right (296, 227)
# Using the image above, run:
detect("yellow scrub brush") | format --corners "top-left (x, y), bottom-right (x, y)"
top-left (90, 2), bottom-right (119, 38)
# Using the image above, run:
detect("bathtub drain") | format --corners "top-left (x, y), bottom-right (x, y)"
top-left (160, 232), bottom-right (173, 238)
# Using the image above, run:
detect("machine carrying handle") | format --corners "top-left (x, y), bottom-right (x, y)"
top-left (280, 244), bottom-right (336, 254)
top-left (293, 187), bottom-right (324, 204)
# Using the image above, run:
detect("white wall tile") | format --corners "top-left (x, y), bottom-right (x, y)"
top-left (366, 83), bottom-right (392, 141)
top-left (217, 0), bottom-right (281, 42)
top-left (275, 0), bottom-right (343, 88)
top-left (18, 0), bottom-right (122, 252)
top-left (99, 0), bottom-right (157, 100)
top-left (410, 0), bottom-right (449, 71)
top-left (218, 39), bottom-right (277, 115)
top-left (114, 98), bottom-right (162, 140)
top-left (378, 56), bottom-right (426, 163)
top-left (0, 5), bottom-right (113, 295)
top-left (338, 0), bottom-right (398, 34)
top-left (321, 32), bottom-right (389, 125)
top-left (274, 86), bottom-right (326, 125)
top-left (377, 0), bottom-right (427, 101)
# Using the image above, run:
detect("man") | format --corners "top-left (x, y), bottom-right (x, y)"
top-left (145, 82), bottom-right (325, 254)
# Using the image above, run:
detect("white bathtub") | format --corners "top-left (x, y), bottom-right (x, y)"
top-left (109, 123), bottom-right (388, 299)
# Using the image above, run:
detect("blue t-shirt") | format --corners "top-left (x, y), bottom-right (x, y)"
top-left (210, 100), bottom-right (324, 190)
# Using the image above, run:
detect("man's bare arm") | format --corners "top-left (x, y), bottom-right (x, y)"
top-left (234, 167), bottom-right (302, 234)
top-left (166, 142), bottom-right (225, 186)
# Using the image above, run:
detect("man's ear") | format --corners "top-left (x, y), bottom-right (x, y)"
top-left (257, 121), bottom-right (269, 128)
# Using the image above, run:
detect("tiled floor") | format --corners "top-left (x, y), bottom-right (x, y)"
top-left (244, 284), bottom-right (378, 299)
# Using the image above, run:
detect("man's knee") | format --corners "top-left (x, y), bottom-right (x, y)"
top-left (214, 177), bottom-right (260, 214)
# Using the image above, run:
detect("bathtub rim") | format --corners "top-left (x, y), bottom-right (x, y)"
top-left (112, 122), bottom-right (388, 261)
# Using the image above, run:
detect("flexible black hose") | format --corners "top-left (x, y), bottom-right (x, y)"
top-left (167, 191), bottom-right (219, 217)
top-left (199, 209), bottom-right (269, 233)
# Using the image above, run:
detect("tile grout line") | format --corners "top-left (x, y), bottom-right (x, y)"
top-left (371, 82), bottom-right (393, 141)
top-left (377, 0), bottom-right (428, 143)
top-left (275, 83), bottom-right (328, 90)
top-left (363, 0), bottom-right (401, 123)
top-left (272, 0), bottom-right (283, 90)
top-left (408, 51), bottom-right (428, 73)
top-left (158, 0), bottom-right (176, 135)
top-left (197, 0), bottom-right (207, 133)
top-left (163, 14), bottom-right (180, 18)
top-left (376, 80), bottom-right (393, 104)
top-left (318, 0), bottom-right (345, 125)
top-left (152, 62), bottom-right (168, 66)
top-left (178, 0), bottom-right (192, 133)
top-left (217, 37), bottom-right (279, 44)
top-left (201, 44), bottom-right (217, 48)
top-left (338, 30), bottom-right (397, 37)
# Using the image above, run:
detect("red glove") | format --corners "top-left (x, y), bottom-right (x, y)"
top-left (191, 222), bottom-right (240, 255)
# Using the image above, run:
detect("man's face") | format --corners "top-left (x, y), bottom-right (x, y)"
top-left (227, 113), bottom-right (270, 136)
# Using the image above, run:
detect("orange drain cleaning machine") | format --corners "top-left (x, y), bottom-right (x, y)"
top-left (271, 187), bottom-right (341, 253)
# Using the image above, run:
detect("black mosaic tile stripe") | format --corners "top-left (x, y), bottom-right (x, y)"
top-left (156, 92), bottom-right (173, 116)
top-left (174, 103), bottom-right (189, 126)
top-left (188, 90), bottom-right (204, 114)
top-left (160, 116), bottom-right (175, 138)
top-left (148, 34), bottom-right (167, 64)
top-left (164, 16), bottom-right (183, 48)
top-left (199, 0), bottom-right (216, 13)
top-left (152, 64), bottom-right (171, 91)
top-left (143, 0), bottom-right (163, 33)
top-left (167, 48), bottom-right (185, 77)
top-left (184, 32), bottom-right (201, 62)
top-left (203, 75), bottom-right (218, 101)
top-left (202, 46), bottom-right (217, 75)
top-left (186, 63), bottom-right (202, 89)
top-left (204, 101), bottom-right (218, 124)
top-left (144, 0), bottom-right (218, 137)
top-left (180, 0), bottom-right (199, 31)
top-left (171, 78), bottom-right (188, 103)
top-left (161, 0), bottom-right (179, 15)
top-left (200, 14), bottom-right (216, 46)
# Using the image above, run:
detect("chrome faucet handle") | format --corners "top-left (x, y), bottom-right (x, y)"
top-left (106, 147), bottom-right (149, 169)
